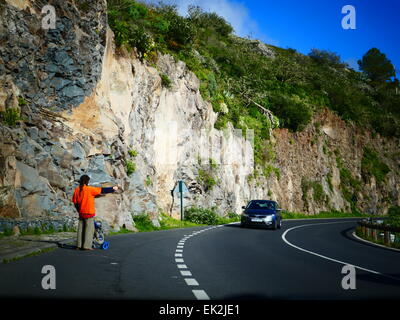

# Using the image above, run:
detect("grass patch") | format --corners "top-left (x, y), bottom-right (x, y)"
top-left (131, 213), bottom-right (204, 232)
top-left (355, 226), bottom-right (400, 250)
top-left (2, 247), bottom-right (56, 264)
top-left (0, 224), bottom-right (76, 238)
top-left (132, 214), bottom-right (157, 232)
top-left (159, 214), bottom-right (204, 229)
top-left (282, 210), bottom-right (371, 220)
top-left (130, 210), bottom-right (240, 233)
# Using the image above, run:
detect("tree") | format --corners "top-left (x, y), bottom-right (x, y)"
top-left (308, 48), bottom-right (343, 67)
top-left (358, 48), bottom-right (395, 83)
top-left (188, 5), bottom-right (233, 38)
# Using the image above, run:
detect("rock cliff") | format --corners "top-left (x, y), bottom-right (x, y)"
top-left (0, 0), bottom-right (399, 232)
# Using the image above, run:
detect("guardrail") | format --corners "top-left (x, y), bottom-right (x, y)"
top-left (357, 218), bottom-right (400, 246)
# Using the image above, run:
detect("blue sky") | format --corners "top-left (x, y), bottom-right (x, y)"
top-left (151, 0), bottom-right (400, 76)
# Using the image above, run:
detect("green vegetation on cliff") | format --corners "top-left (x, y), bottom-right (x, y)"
top-left (107, 1), bottom-right (400, 137)
top-left (107, 0), bottom-right (400, 185)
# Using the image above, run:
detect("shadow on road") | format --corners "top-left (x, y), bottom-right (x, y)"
top-left (222, 224), bottom-right (241, 228)
top-left (223, 223), bottom-right (278, 230)
top-left (58, 243), bottom-right (79, 250)
top-left (219, 293), bottom-right (276, 300)
top-left (20, 238), bottom-right (78, 250)
top-left (357, 272), bottom-right (400, 288)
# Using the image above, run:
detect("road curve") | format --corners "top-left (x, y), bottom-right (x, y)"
top-left (0, 218), bottom-right (399, 300)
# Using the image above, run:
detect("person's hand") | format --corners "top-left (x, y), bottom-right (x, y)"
top-left (113, 185), bottom-right (119, 191)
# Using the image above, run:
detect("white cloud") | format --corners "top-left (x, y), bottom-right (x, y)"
top-left (142, 0), bottom-right (278, 45)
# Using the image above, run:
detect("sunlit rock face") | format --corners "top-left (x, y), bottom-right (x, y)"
top-left (0, 0), bottom-right (399, 232)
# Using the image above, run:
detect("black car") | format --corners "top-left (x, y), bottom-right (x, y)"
top-left (241, 200), bottom-right (283, 230)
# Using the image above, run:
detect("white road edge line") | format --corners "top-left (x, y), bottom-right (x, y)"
top-left (352, 232), bottom-right (400, 253)
top-left (282, 221), bottom-right (400, 282)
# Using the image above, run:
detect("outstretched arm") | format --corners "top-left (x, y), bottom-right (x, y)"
top-left (101, 186), bottom-right (119, 194)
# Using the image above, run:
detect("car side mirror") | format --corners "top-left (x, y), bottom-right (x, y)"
top-left (276, 208), bottom-right (282, 211)
top-left (242, 206), bottom-right (246, 209)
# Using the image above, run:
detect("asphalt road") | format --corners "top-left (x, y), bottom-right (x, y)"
top-left (0, 218), bottom-right (399, 300)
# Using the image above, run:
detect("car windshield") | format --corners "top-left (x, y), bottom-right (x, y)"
top-left (248, 201), bottom-right (276, 210)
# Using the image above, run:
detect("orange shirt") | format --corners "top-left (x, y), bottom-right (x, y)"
top-left (72, 185), bottom-right (102, 218)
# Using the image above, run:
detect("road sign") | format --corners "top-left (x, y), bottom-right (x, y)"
top-left (173, 180), bottom-right (188, 195)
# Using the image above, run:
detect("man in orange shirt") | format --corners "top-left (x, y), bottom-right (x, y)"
top-left (72, 175), bottom-right (119, 250)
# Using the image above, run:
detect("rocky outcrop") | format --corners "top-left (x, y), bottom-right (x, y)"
top-left (0, 0), bottom-right (399, 233)
top-left (268, 110), bottom-right (400, 214)
top-left (0, 0), bottom-right (107, 112)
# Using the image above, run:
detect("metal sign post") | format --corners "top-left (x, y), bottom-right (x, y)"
top-left (173, 180), bottom-right (188, 221)
top-left (179, 181), bottom-right (184, 220)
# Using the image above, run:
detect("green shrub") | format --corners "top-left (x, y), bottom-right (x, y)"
top-left (126, 160), bottom-right (136, 176)
top-left (301, 178), bottom-right (327, 204)
top-left (269, 93), bottom-right (313, 131)
top-left (226, 212), bottom-right (238, 219)
top-left (3, 228), bottom-right (13, 237)
top-left (160, 73), bottom-right (172, 88)
top-left (387, 206), bottom-right (400, 227)
top-left (18, 97), bottom-right (27, 106)
top-left (0, 108), bottom-right (21, 126)
top-left (312, 182), bottom-right (325, 203)
top-left (361, 147), bottom-right (390, 183)
top-left (340, 167), bottom-right (361, 190)
top-left (145, 175), bottom-right (152, 186)
top-left (184, 207), bottom-right (219, 225)
top-left (198, 169), bottom-right (217, 192)
top-left (30, 226), bottom-right (41, 235)
top-left (308, 48), bottom-right (344, 67)
top-left (128, 149), bottom-right (138, 157)
top-left (188, 6), bottom-right (233, 38)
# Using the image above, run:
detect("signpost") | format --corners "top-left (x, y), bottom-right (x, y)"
top-left (173, 180), bottom-right (188, 220)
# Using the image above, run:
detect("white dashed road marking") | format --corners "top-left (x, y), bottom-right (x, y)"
top-left (174, 225), bottom-right (225, 300)
top-left (184, 278), bottom-right (199, 286)
top-left (192, 290), bottom-right (210, 300)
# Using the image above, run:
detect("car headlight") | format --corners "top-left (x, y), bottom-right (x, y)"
top-left (264, 215), bottom-right (273, 222)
